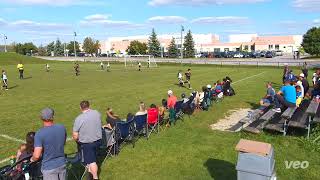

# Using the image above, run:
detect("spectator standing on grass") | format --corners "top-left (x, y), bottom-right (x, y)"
top-left (138, 62), bottom-right (141, 71)
top-left (17, 62), bottom-right (24, 79)
top-left (302, 62), bottom-right (308, 78)
top-left (273, 79), bottom-right (297, 113)
top-left (73, 101), bottom-right (102, 180)
top-left (167, 90), bottom-right (177, 126)
top-left (1, 70), bottom-right (8, 90)
top-left (283, 65), bottom-right (289, 83)
top-left (31, 108), bottom-right (67, 180)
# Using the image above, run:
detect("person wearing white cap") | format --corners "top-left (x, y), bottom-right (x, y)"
top-left (299, 73), bottom-right (309, 96)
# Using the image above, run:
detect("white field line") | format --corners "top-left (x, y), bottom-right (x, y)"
top-left (233, 72), bottom-right (266, 85)
top-left (0, 134), bottom-right (25, 143)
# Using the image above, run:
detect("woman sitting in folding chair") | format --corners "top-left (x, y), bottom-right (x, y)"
top-left (146, 104), bottom-right (159, 138)
top-left (159, 99), bottom-right (168, 125)
top-left (106, 108), bottom-right (122, 129)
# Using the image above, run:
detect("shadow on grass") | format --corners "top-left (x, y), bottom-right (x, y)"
top-left (23, 76), bottom-right (33, 80)
top-left (246, 101), bottom-right (261, 109)
top-left (8, 85), bottom-right (18, 89)
top-left (204, 158), bottom-right (237, 180)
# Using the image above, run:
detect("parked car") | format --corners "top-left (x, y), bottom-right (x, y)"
top-left (275, 50), bottom-right (283, 56)
top-left (260, 51), bottom-right (266, 57)
top-left (265, 51), bottom-right (274, 58)
top-left (195, 53), bottom-right (202, 58)
top-left (252, 52), bottom-right (261, 58)
top-left (233, 52), bottom-right (244, 58)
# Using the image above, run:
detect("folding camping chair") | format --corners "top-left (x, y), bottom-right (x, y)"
top-left (115, 118), bottom-right (136, 149)
top-left (175, 101), bottom-right (185, 121)
top-left (146, 108), bottom-right (160, 139)
top-left (0, 155), bottom-right (42, 180)
top-left (134, 114), bottom-right (147, 137)
top-left (101, 127), bottom-right (117, 161)
top-left (66, 152), bottom-right (87, 180)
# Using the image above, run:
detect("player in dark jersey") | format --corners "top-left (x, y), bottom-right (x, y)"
top-left (185, 69), bottom-right (192, 89)
top-left (74, 63), bottom-right (80, 76)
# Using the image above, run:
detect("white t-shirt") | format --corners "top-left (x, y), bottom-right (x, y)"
top-left (178, 72), bottom-right (183, 79)
top-left (2, 73), bottom-right (7, 80)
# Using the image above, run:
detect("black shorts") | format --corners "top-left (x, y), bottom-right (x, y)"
top-left (80, 139), bottom-right (101, 165)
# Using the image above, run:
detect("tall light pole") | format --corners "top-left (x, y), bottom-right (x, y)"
top-left (74, 32), bottom-right (77, 58)
top-left (180, 25), bottom-right (184, 59)
top-left (3, 34), bottom-right (7, 52)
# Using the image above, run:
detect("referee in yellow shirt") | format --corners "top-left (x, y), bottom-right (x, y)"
top-left (17, 62), bottom-right (24, 79)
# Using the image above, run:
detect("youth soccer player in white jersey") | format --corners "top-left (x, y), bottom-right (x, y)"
top-left (1, 70), bottom-right (8, 90)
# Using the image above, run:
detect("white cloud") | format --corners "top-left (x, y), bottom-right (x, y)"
top-left (147, 16), bottom-right (187, 24)
top-left (80, 14), bottom-right (144, 29)
top-left (292, 0), bottom-right (320, 11)
top-left (313, 19), bottom-right (320, 24)
top-left (0, 18), bottom-right (7, 26)
top-left (149, 0), bottom-right (268, 6)
top-left (191, 16), bottom-right (250, 25)
top-left (0, 0), bottom-right (105, 6)
top-left (10, 20), bottom-right (71, 30)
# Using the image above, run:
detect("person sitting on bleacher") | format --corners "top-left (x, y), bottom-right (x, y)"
top-left (260, 82), bottom-right (275, 108)
top-left (273, 79), bottom-right (297, 113)
top-left (296, 85), bottom-right (303, 107)
top-left (299, 73), bottom-right (309, 96)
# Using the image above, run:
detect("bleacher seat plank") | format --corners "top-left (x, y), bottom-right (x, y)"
top-left (260, 109), bottom-right (277, 121)
top-left (288, 101), bottom-right (310, 129)
top-left (242, 126), bottom-right (261, 134)
top-left (281, 107), bottom-right (297, 119)
top-left (306, 100), bottom-right (319, 115)
top-left (264, 116), bottom-right (285, 133)
top-left (228, 122), bottom-right (245, 132)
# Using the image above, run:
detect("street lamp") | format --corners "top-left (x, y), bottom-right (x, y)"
top-left (180, 25), bottom-right (184, 59)
top-left (73, 32), bottom-right (77, 58)
top-left (3, 34), bottom-right (7, 52)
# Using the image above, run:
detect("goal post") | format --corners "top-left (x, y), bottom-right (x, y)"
top-left (124, 55), bottom-right (158, 68)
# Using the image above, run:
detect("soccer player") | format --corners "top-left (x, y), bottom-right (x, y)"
top-left (74, 63), bottom-right (80, 76)
top-left (185, 69), bottom-right (192, 89)
top-left (177, 70), bottom-right (184, 87)
top-left (45, 64), bottom-right (50, 72)
top-left (1, 70), bottom-right (8, 90)
top-left (100, 61), bottom-right (104, 70)
top-left (17, 62), bottom-right (24, 79)
top-left (138, 62), bottom-right (142, 71)
top-left (147, 60), bottom-right (150, 68)
top-left (106, 62), bottom-right (110, 72)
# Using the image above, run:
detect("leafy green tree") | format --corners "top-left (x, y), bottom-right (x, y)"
top-left (127, 40), bottom-right (148, 55)
top-left (38, 45), bottom-right (47, 56)
top-left (183, 30), bottom-right (196, 58)
top-left (148, 28), bottom-right (161, 57)
top-left (83, 37), bottom-right (100, 55)
top-left (302, 27), bottom-right (320, 56)
top-left (13, 42), bottom-right (37, 55)
top-left (54, 39), bottom-right (64, 56)
top-left (67, 41), bottom-right (80, 54)
top-left (46, 41), bottom-right (55, 56)
top-left (167, 38), bottom-right (179, 58)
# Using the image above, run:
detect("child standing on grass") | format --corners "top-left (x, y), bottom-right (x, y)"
top-left (2, 70), bottom-right (8, 90)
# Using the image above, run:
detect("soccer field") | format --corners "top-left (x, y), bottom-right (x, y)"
top-left (0, 54), bottom-right (319, 180)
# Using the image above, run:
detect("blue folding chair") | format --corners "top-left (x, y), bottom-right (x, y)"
top-left (175, 101), bottom-right (185, 121)
top-left (115, 119), bottom-right (135, 148)
top-left (134, 114), bottom-right (147, 137)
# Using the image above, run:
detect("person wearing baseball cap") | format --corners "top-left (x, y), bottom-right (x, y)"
top-left (167, 90), bottom-right (177, 127)
top-left (273, 78), bottom-right (297, 113)
top-left (299, 73), bottom-right (309, 96)
top-left (31, 108), bottom-right (67, 180)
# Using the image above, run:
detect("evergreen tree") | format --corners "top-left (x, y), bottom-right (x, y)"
top-left (183, 30), bottom-right (196, 58)
top-left (168, 38), bottom-right (179, 58)
top-left (54, 39), bottom-right (64, 56)
top-left (47, 41), bottom-right (55, 56)
top-left (302, 27), bottom-right (320, 56)
top-left (148, 28), bottom-right (161, 57)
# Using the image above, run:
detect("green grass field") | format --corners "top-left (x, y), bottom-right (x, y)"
top-left (0, 53), bottom-right (319, 180)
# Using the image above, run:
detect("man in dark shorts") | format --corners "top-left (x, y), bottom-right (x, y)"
top-left (184, 69), bottom-right (192, 89)
top-left (31, 108), bottom-right (67, 180)
top-left (74, 63), bottom-right (80, 76)
top-left (73, 101), bottom-right (102, 180)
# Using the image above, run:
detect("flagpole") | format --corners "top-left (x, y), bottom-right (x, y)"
top-left (4, 35), bottom-right (7, 53)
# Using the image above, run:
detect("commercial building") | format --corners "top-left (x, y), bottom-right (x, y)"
top-left (100, 33), bottom-right (302, 55)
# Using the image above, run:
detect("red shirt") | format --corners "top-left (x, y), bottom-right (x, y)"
top-left (167, 95), bottom-right (177, 109)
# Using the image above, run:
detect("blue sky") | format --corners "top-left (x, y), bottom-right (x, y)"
top-left (0, 0), bottom-right (319, 45)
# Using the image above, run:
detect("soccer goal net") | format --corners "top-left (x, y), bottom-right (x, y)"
top-left (124, 55), bottom-right (157, 68)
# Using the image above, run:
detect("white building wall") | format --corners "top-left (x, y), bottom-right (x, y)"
top-left (229, 34), bottom-right (258, 43)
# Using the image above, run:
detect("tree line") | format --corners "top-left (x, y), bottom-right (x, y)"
top-left (127, 28), bottom-right (196, 58)
top-left (12, 37), bottom-right (100, 56)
